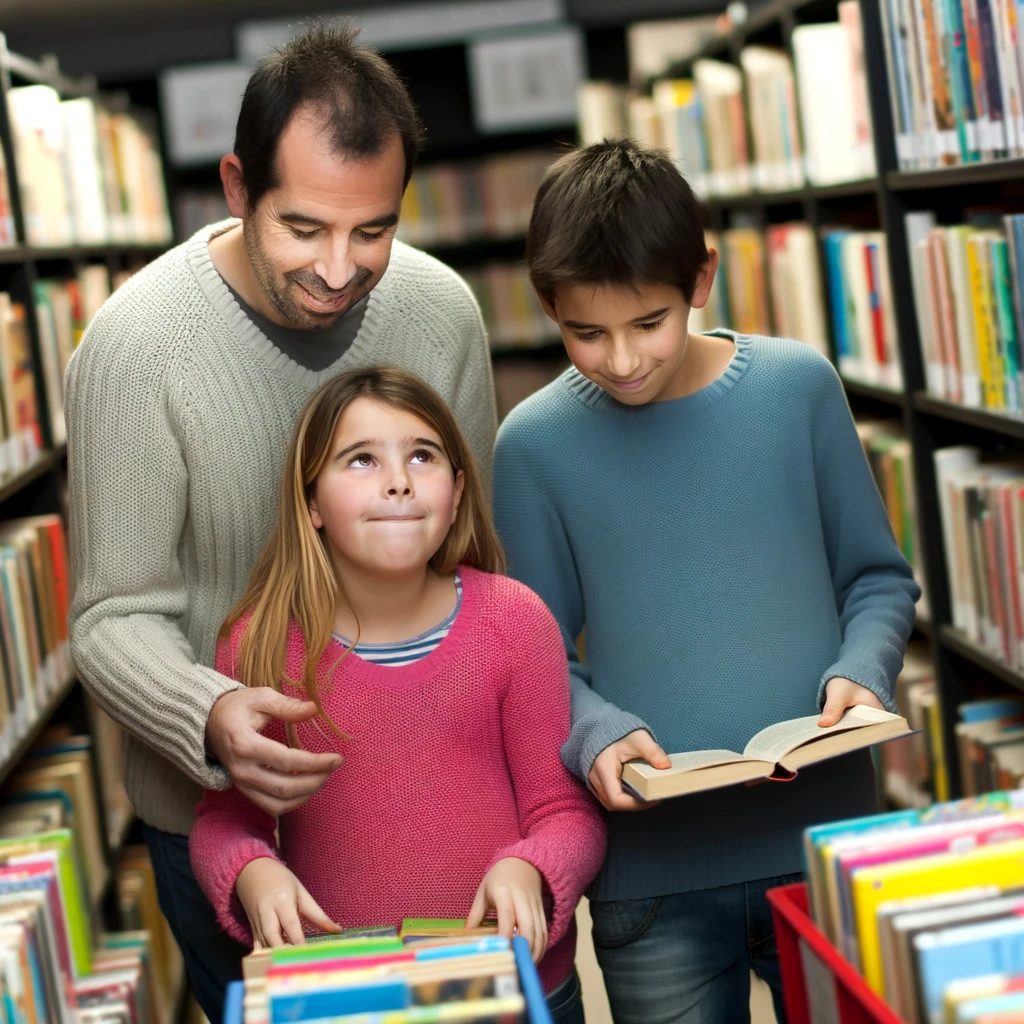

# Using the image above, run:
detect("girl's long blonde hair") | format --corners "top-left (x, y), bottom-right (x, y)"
top-left (220, 367), bottom-right (505, 727)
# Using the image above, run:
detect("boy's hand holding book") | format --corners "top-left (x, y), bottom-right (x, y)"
top-left (236, 857), bottom-right (341, 948)
top-left (466, 857), bottom-right (548, 963)
top-left (589, 729), bottom-right (671, 812)
top-left (818, 676), bottom-right (886, 727)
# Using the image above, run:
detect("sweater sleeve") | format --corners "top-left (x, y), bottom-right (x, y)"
top-left (811, 361), bottom-right (921, 710)
top-left (189, 636), bottom-right (281, 946)
top-left (65, 322), bottom-right (242, 792)
top-left (494, 422), bottom-right (651, 783)
top-left (489, 586), bottom-right (607, 947)
top-left (447, 274), bottom-right (498, 498)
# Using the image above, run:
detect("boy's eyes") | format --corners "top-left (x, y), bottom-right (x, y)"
top-left (570, 319), bottom-right (666, 342)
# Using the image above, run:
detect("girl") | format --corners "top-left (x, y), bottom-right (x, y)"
top-left (189, 367), bottom-right (605, 1023)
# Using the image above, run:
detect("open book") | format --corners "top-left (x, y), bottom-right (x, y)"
top-left (621, 706), bottom-right (912, 801)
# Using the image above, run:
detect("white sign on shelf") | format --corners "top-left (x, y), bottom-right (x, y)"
top-left (236, 0), bottom-right (564, 63)
top-left (159, 62), bottom-right (252, 167)
top-left (467, 24), bottom-right (585, 134)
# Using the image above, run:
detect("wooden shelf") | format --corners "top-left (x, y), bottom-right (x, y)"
top-left (0, 452), bottom-right (57, 506)
top-left (702, 179), bottom-right (878, 212)
top-left (913, 393), bottom-right (1024, 441)
top-left (914, 615), bottom-right (933, 639)
top-left (887, 158), bottom-right (1024, 191)
top-left (939, 625), bottom-right (1024, 694)
top-left (0, 672), bottom-right (78, 789)
top-left (842, 378), bottom-right (907, 407)
top-left (0, 243), bottom-right (166, 265)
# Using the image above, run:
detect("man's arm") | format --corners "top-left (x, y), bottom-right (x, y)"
top-left (65, 326), bottom-right (241, 790)
top-left (493, 419), bottom-right (651, 783)
top-left (811, 361), bottom-right (921, 711)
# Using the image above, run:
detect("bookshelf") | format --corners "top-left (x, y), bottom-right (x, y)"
top-left (639, 0), bottom-right (1024, 801)
top-left (0, 31), bottom-right (181, 1018)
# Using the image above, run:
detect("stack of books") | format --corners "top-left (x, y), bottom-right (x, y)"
top-left (33, 266), bottom-right (113, 447)
top-left (0, 295), bottom-right (42, 473)
top-left (878, 643), bottom-right (942, 808)
top-left (879, 0), bottom-right (1024, 169)
top-left (765, 223), bottom-right (830, 356)
top-left (956, 695), bottom-right (1024, 797)
top-left (0, 152), bottom-right (14, 248)
top-left (822, 228), bottom-right (903, 390)
top-left (934, 446), bottom-right (1024, 672)
top-left (576, 1), bottom-right (874, 195)
top-left (0, 515), bottom-right (72, 760)
top-left (461, 265), bottom-right (558, 352)
top-left (803, 789), bottom-right (1024, 1023)
top-left (5, 86), bottom-right (172, 248)
top-left (228, 921), bottom-right (547, 1024)
top-left (719, 228), bottom-right (771, 337)
top-left (907, 212), bottom-right (1024, 414)
top-left (396, 152), bottom-right (553, 250)
top-left (857, 420), bottom-right (926, 608)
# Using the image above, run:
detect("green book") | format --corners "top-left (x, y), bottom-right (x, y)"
top-left (270, 935), bottom-right (404, 965)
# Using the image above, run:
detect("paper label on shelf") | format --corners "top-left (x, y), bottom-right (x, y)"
top-left (962, 374), bottom-right (983, 408)
top-left (966, 121), bottom-right (979, 154)
top-left (895, 134), bottom-right (915, 167)
top-left (799, 939), bottom-right (841, 1024)
top-left (942, 130), bottom-right (960, 159)
top-left (947, 367), bottom-right (962, 401)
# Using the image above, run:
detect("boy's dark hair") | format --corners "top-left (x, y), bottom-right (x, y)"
top-left (526, 139), bottom-right (709, 304)
top-left (234, 21), bottom-right (425, 208)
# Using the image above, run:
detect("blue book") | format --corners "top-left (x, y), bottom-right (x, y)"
top-left (940, 0), bottom-right (979, 161)
top-left (915, 915), bottom-right (1024, 1020)
top-left (415, 937), bottom-right (510, 961)
top-left (822, 232), bottom-right (852, 361)
top-left (954, 990), bottom-right (1024, 1024)
top-left (269, 977), bottom-right (408, 1023)
top-left (960, 696), bottom-right (1024, 722)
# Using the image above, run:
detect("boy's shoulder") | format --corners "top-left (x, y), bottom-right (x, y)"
top-left (742, 334), bottom-right (845, 407)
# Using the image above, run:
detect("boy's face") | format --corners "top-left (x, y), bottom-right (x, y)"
top-left (541, 259), bottom-right (717, 406)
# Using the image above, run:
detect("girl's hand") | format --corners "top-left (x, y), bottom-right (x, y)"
top-left (818, 677), bottom-right (885, 728)
top-left (236, 858), bottom-right (340, 948)
top-left (466, 857), bottom-right (548, 963)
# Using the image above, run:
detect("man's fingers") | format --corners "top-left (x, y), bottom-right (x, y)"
top-left (245, 733), bottom-right (343, 776)
top-left (237, 763), bottom-right (335, 802)
top-left (256, 691), bottom-right (322, 723)
top-left (298, 886), bottom-right (340, 935)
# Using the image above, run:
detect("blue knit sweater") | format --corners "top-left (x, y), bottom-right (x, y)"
top-left (492, 332), bottom-right (920, 901)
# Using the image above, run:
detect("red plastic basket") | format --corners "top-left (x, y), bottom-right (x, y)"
top-left (766, 883), bottom-right (906, 1024)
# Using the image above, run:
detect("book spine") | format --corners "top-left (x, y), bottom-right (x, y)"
top-left (978, 0), bottom-right (1010, 154)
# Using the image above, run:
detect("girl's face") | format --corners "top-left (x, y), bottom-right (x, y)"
top-left (309, 397), bottom-right (465, 578)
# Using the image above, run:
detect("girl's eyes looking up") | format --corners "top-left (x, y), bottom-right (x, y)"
top-left (345, 448), bottom-right (438, 469)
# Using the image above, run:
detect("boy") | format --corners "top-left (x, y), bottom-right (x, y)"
top-left (492, 139), bottom-right (919, 1024)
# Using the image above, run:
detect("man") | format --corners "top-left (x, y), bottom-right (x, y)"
top-left (65, 22), bottom-right (497, 1022)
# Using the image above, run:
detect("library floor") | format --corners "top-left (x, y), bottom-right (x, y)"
top-left (574, 900), bottom-right (778, 1024)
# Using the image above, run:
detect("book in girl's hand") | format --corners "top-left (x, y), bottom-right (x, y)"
top-left (621, 706), bottom-right (912, 801)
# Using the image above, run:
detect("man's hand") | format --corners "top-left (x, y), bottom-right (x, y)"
top-left (206, 688), bottom-right (343, 817)
top-left (236, 858), bottom-right (340, 948)
top-left (818, 677), bottom-right (885, 728)
top-left (466, 858), bottom-right (547, 963)
top-left (588, 729), bottom-right (671, 812)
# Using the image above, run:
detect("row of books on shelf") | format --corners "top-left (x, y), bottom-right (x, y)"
top-left (232, 922), bottom-right (539, 1024)
top-left (934, 445), bottom-right (1024, 672)
top-left (2, 86), bottom-right (171, 248)
top-left (909, 212), bottom-right (1024, 413)
top-left (396, 151), bottom-right (552, 251)
top-left (578, 1), bottom-right (874, 196)
top-left (461, 265), bottom-right (557, 352)
top-left (689, 223), bottom-right (903, 390)
top-left (879, 0), bottom-right (1024, 170)
top-left (803, 786), bottom-right (1024, 1023)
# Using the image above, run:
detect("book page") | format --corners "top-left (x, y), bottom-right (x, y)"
top-left (625, 749), bottom-right (746, 780)
top-left (743, 706), bottom-right (897, 763)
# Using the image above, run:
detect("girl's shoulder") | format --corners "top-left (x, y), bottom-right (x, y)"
top-left (459, 566), bottom-right (559, 639)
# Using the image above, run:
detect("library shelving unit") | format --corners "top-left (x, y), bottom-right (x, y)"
top-left (0, 28), bottom-right (170, 960)
top-left (659, 0), bottom-right (1024, 800)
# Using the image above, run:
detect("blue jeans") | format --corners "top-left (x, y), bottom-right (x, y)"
top-left (142, 822), bottom-right (248, 1024)
top-left (590, 873), bottom-right (800, 1024)
top-left (547, 969), bottom-right (584, 1024)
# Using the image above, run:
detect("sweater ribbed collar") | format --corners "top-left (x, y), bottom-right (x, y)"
top-left (562, 329), bottom-right (755, 416)
top-left (185, 219), bottom-right (387, 388)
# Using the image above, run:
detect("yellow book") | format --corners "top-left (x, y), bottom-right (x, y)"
top-left (967, 235), bottom-right (1000, 409)
top-left (924, 689), bottom-right (949, 802)
top-left (977, 232), bottom-right (1006, 410)
top-left (851, 838), bottom-right (1024, 997)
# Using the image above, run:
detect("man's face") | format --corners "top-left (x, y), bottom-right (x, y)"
top-left (243, 106), bottom-right (406, 330)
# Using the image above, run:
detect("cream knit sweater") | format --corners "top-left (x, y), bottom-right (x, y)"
top-left (66, 221), bottom-right (497, 836)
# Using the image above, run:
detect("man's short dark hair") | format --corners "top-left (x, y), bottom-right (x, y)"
top-left (526, 139), bottom-right (708, 305)
top-left (234, 20), bottom-right (425, 208)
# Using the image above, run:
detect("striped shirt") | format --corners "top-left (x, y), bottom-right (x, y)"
top-left (332, 574), bottom-right (463, 667)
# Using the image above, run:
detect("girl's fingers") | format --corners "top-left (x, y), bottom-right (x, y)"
top-left (465, 882), bottom-right (488, 930)
top-left (510, 890), bottom-right (536, 961)
top-left (278, 901), bottom-right (307, 946)
top-left (533, 896), bottom-right (549, 960)
top-left (493, 889), bottom-right (516, 940)
top-left (261, 908), bottom-right (285, 948)
top-left (297, 886), bottom-right (340, 934)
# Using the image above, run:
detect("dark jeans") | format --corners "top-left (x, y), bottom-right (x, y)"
top-left (547, 969), bottom-right (585, 1024)
top-left (142, 822), bottom-right (248, 1024)
top-left (590, 873), bottom-right (800, 1024)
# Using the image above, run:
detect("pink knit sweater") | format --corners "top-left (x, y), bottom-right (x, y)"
top-left (189, 567), bottom-right (606, 992)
